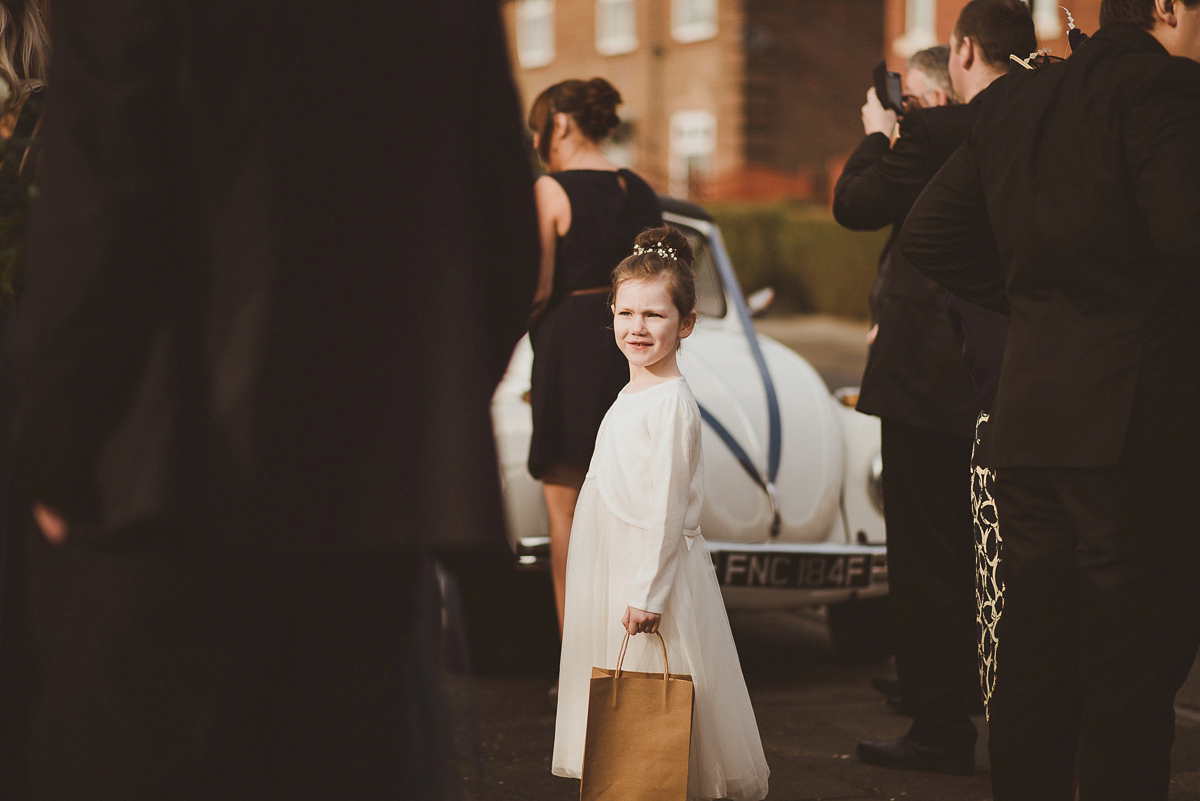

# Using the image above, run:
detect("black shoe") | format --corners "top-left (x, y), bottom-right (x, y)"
top-left (856, 733), bottom-right (975, 776)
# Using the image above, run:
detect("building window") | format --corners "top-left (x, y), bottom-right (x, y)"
top-left (517, 0), bottom-right (555, 68)
top-left (669, 110), bottom-right (715, 199)
top-left (672, 0), bottom-right (717, 44)
top-left (1028, 0), bottom-right (1063, 41)
top-left (596, 0), bottom-right (637, 55)
top-left (892, 0), bottom-right (937, 58)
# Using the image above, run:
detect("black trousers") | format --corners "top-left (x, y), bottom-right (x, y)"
top-left (988, 467), bottom-right (1200, 801)
top-left (881, 417), bottom-right (978, 749)
top-left (24, 541), bottom-right (446, 801)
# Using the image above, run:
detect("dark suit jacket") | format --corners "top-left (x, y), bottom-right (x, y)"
top-left (832, 103), bottom-right (984, 438)
top-left (900, 25), bottom-right (1200, 468)
top-left (11, 2), bottom-right (539, 548)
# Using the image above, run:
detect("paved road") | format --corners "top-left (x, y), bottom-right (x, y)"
top-left (453, 605), bottom-right (1200, 801)
top-left (456, 314), bottom-right (1200, 801)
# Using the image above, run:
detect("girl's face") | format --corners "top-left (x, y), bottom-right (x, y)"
top-left (613, 275), bottom-right (696, 373)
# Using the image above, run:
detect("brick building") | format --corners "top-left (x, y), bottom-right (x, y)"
top-left (502, 0), bottom-right (884, 202)
top-left (502, 0), bottom-right (1103, 203)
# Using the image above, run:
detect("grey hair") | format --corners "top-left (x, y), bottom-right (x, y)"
top-left (906, 45), bottom-right (952, 94)
top-left (0, 0), bottom-right (49, 107)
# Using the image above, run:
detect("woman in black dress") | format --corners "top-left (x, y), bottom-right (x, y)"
top-left (526, 78), bottom-right (662, 633)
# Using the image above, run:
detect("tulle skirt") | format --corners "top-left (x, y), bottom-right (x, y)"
top-left (552, 481), bottom-right (770, 800)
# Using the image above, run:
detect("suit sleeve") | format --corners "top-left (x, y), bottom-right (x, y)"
top-left (897, 135), bottom-right (1010, 314)
top-left (627, 396), bottom-right (701, 615)
top-left (1125, 60), bottom-right (1200, 284)
top-left (832, 114), bottom-right (941, 231)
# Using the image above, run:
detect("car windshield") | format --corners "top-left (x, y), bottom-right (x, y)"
top-left (670, 223), bottom-right (727, 319)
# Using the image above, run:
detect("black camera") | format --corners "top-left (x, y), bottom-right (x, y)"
top-left (872, 61), bottom-right (905, 115)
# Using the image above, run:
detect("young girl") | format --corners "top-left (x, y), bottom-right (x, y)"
top-left (552, 226), bottom-right (770, 800)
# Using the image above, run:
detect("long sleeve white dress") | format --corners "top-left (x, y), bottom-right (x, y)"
top-left (552, 376), bottom-right (770, 801)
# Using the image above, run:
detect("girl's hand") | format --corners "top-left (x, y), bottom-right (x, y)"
top-left (622, 606), bottom-right (661, 635)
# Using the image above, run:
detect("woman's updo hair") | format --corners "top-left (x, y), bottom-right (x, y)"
top-left (611, 226), bottom-right (698, 321)
top-left (528, 77), bottom-right (622, 162)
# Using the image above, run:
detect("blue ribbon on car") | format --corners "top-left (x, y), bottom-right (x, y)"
top-left (693, 224), bottom-right (783, 535)
top-left (696, 404), bottom-right (767, 492)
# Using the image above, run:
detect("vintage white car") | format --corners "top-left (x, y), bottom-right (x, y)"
top-left (489, 196), bottom-right (889, 659)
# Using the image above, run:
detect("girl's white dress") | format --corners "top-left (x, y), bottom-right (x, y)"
top-left (552, 376), bottom-right (770, 801)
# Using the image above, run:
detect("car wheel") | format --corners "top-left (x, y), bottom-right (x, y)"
top-left (826, 596), bottom-right (891, 663)
top-left (450, 558), bottom-right (560, 678)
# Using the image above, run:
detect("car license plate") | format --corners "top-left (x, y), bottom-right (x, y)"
top-left (713, 551), bottom-right (874, 589)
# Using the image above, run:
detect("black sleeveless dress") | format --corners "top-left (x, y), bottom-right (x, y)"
top-left (527, 168), bottom-right (662, 479)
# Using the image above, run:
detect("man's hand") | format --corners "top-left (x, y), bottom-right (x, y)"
top-left (33, 504), bottom-right (68, 545)
top-left (862, 87), bottom-right (898, 138)
top-left (622, 606), bottom-right (661, 635)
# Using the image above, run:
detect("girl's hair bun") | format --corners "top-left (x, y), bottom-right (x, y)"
top-left (632, 225), bottom-right (695, 269)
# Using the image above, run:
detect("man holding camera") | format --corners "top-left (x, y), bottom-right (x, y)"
top-left (833, 0), bottom-right (1036, 775)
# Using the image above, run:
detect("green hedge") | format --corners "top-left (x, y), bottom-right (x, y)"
top-left (709, 203), bottom-right (888, 320)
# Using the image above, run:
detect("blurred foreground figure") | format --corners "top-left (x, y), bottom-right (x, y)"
top-left (0, 2), bottom-right (49, 798)
top-left (900, 0), bottom-right (1200, 798)
top-left (11, 3), bottom-right (537, 800)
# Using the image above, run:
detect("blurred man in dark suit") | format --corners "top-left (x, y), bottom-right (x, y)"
top-left (900, 0), bottom-right (1200, 798)
top-left (833, 0), bottom-right (1036, 775)
top-left (10, 3), bottom-right (538, 800)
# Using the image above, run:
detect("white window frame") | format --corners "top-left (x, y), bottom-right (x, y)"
top-left (892, 0), bottom-right (938, 58)
top-left (1029, 0), bottom-right (1063, 42)
top-left (671, 0), bottom-right (717, 44)
top-left (669, 109), bottom-right (716, 198)
top-left (596, 0), bottom-right (638, 55)
top-left (516, 0), bottom-right (555, 69)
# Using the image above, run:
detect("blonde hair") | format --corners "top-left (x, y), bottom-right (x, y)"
top-left (0, 0), bottom-right (49, 107)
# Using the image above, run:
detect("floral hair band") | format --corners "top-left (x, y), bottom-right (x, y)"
top-left (632, 241), bottom-right (678, 260)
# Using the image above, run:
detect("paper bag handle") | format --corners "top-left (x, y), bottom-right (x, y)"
top-left (613, 631), bottom-right (670, 681)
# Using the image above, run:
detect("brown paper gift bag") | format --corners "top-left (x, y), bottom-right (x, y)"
top-left (580, 631), bottom-right (694, 801)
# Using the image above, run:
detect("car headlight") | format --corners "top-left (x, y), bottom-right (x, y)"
top-left (867, 451), bottom-right (884, 514)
